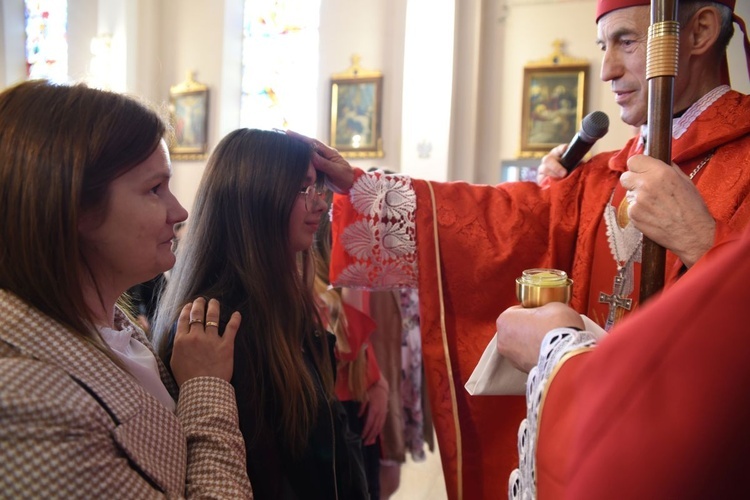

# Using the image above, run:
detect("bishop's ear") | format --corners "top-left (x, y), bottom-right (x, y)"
top-left (684, 6), bottom-right (722, 57)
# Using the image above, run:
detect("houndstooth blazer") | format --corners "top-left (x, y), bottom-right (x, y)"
top-left (0, 290), bottom-right (253, 499)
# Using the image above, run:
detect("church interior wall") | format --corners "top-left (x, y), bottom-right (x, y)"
top-left (1, 0), bottom-right (749, 210)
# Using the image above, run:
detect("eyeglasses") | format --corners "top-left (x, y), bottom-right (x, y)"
top-left (298, 185), bottom-right (328, 212)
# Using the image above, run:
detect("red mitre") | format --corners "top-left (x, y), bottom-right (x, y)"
top-left (595, 0), bottom-right (749, 85)
top-left (596, 0), bottom-right (736, 21)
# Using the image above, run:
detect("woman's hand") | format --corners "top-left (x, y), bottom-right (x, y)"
top-left (170, 297), bottom-right (241, 386)
top-left (285, 130), bottom-right (355, 194)
top-left (359, 376), bottom-right (389, 446)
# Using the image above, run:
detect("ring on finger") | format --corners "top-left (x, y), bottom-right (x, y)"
top-left (188, 319), bottom-right (203, 326)
top-left (205, 321), bottom-right (220, 328)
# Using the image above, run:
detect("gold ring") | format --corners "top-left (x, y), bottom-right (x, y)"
top-left (205, 321), bottom-right (219, 328)
top-left (188, 319), bottom-right (203, 326)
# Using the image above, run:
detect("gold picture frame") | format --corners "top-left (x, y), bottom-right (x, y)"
top-left (168, 72), bottom-right (209, 160)
top-left (519, 41), bottom-right (588, 158)
top-left (330, 55), bottom-right (384, 158)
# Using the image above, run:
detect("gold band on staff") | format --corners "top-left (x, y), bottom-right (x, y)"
top-left (647, 21), bottom-right (680, 78)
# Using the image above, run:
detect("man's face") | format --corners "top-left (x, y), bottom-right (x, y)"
top-left (597, 6), bottom-right (650, 127)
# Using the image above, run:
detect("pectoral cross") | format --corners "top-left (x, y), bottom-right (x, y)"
top-left (599, 271), bottom-right (633, 331)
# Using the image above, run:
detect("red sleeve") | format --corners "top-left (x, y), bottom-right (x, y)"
top-left (535, 350), bottom-right (593, 499)
top-left (564, 228), bottom-right (750, 498)
top-left (335, 302), bottom-right (376, 362)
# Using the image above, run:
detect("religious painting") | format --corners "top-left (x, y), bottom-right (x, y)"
top-left (519, 41), bottom-right (588, 158)
top-left (169, 73), bottom-right (209, 160)
top-left (330, 55), bottom-right (384, 158)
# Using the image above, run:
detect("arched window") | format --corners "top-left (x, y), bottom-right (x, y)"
top-left (241, 0), bottom-right (320, 133)
top-left (25, 0), bottom-right (68, 82)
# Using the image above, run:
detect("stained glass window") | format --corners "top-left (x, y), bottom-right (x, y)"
top-left (241, 0), bottom-right (320, 133)
top-left (25, 0), bottom-right (69, 83)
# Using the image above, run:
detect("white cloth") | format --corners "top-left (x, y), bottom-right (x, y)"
top-left (465, 315), bottom-right (606, 396)
top-left (99, 326), bottom-right (176, 411)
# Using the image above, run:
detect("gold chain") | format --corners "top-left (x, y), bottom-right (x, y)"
top-left (688, 150), bottom-right (715, 179)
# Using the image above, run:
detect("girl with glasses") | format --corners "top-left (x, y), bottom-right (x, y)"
top-left (153, 128), bottom-right (368, 499)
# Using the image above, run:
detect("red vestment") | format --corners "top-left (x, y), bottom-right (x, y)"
top-left (535, 228), bottom-right (750, 499)
top-left (330, 89), bottom-right (750, 499)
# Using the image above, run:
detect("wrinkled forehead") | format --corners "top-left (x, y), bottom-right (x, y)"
top-left (596, 5), bottom-right (649, 41)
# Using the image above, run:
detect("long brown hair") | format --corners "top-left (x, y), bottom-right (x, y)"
top-left (152, 128), bottom-right (332, 456)
top-left (313, 210), bottom-right (369, 402)
top-left (0, 80), bottom-right (166, 359)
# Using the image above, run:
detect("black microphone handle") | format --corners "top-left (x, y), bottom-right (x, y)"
top-left (559, 133), bottom-right (595, 172)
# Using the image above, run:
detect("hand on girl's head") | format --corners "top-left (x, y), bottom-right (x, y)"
top-left (170, 297), bottom-right (241, 386)
top-left (285, 129), bottom-right (355, 193)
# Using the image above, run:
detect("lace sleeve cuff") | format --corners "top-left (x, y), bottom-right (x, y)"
top-left (510, 327), bottom-right (598, 500)
top-left (331, 169), bottom-right (419, 289)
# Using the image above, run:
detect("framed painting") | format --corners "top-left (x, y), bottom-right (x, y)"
top-left (329, 55), bottom-right (384, 158)
top-left (169, 73), bottom-right (209, 160)
top-left (519, 41), bottom-right (588, 157)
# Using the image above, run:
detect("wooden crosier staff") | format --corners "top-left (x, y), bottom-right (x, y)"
top-left (639, 0), bottom-right (679, 302)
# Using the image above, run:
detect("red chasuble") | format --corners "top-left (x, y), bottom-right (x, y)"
top-left (329, 89), bottom-right (750, 499)
top-left (539, 228), bottom-right (750, 499)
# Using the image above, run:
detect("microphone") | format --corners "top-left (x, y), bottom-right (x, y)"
top-left (559, 111), bottom-right (610, 172)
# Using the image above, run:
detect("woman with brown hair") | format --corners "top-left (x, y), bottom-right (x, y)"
top-left (152, 128), bottom-right (368, 499)
top-left (0, 80), bottom-right (251, 497)
top-left (313, 209), bottom-right (389, 499)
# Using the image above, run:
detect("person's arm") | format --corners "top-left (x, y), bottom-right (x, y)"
top-left (177, 378), bottom-right (252, 498)
top-left (497, 305), bottom-right (598, 500)
top-left (358, 345), bottom-right (388, 446)
top-left (170, 298), bottom-right (253, 498)
top-left (0, 357), bottom-right (166, 498)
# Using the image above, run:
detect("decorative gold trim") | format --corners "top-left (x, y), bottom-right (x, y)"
top-left (331, 54), bottom-right (383, 79)
top-left (426, 180), bottom-right (463, 500)
top-left (647, 22), bottom-right (680, 79)
top-left (524, 39), bottom-right (589, 68)
top-left (169, 71), bottom-right (208, 94)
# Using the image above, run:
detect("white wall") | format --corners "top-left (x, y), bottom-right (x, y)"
top-left (1, 0), bottom-right (750, 204)
top-left (728, 0), bottom-right (750, 94)
top-left (154, 0), bottom-right (244, 212)
top-left (400, 0), bottom-right (455, 182)
top-left (1, 0), bottom-right (26, 86)
top-left (320, 0), bottom-right (406, 172)
top-left (67, 0), bottom-right (98, 84)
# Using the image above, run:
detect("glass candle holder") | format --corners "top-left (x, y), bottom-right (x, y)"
top-left (515, 268), bottom-right (573, 308)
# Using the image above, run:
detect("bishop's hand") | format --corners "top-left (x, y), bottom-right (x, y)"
top-left (285, 130), bottom-right (355, 194)
top-left (496, 303), bottom-right (584, 373)
top-left (621, 154), bottom-right (716, 268)
top-left (536, 143), bottom-right (569, 185)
